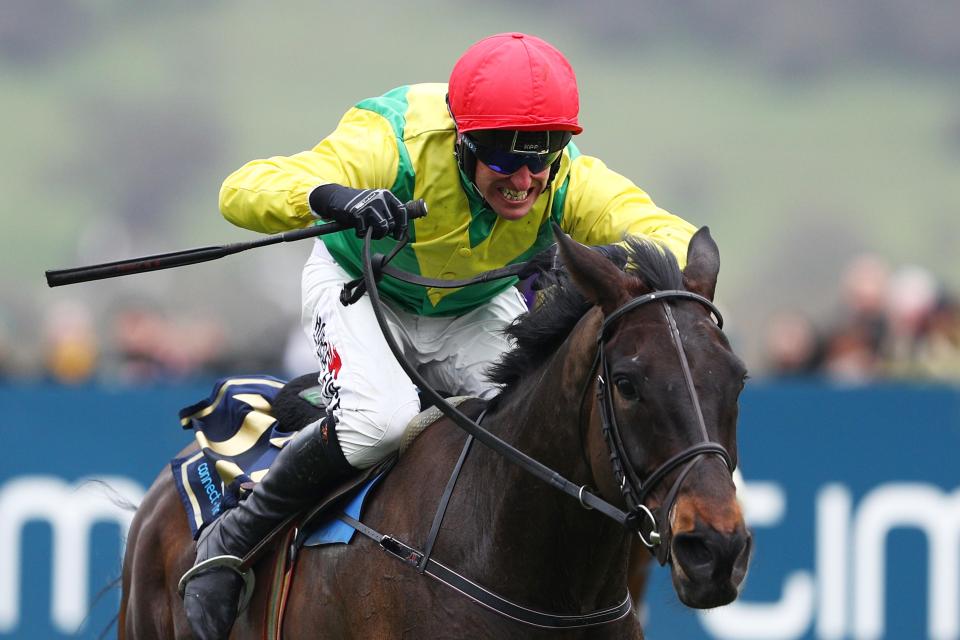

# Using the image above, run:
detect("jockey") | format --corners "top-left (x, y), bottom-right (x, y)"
top-left (180, 32), bottom-right (697, 638)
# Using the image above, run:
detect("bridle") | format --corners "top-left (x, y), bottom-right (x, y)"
top-left (351, 233), bottom-right (736, 557)
top-left (582, 290), bottom-right (736, 565)
top-left (339, 232), bottom-right (740, 628)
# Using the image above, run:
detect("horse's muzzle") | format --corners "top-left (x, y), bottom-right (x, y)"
top-left (670, 522), bottom-right (752, 608)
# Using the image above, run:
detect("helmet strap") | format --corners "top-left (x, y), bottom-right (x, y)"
top-left (447, 94), bottom-right (474, 177)
top-left (546, 156), bottom-right (562, 188)
top-left (455, 133), bottom-right (477, 184)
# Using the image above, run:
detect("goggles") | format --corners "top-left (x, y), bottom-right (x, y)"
top-left (462, 130), bottom-right (570, 176)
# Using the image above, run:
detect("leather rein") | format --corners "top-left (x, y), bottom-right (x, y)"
top-left (343, 231), bottom-right (735, 626)
top-left (346, 235), bottom-right (636, 526)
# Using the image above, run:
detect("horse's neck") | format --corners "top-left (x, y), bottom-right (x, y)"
top-left (459, 308), bottom-right (632, 608)
top-left (493, 310), bottom-right (598, 461)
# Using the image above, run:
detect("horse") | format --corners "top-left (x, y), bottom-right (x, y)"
top-left (119, 226), bottom-right (752, 639)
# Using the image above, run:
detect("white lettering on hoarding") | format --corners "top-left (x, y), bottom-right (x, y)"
top-left (2, 474), bottom-right (958, 637)
top-left (815, 484), bottom-right (851, 639)
top-left (699, 481), bottom-right (960, 640)
top-left (0, 476), bottom-right (145, 634)
top-left (853, 484), bottom-right (960, 640)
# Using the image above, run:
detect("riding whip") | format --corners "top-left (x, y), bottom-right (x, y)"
top-left (44, 200), bottom-right (427, 287)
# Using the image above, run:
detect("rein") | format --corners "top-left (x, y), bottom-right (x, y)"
top-left (346, 230), bottom-right (735, 626)
top-left (341, 258), bottom-right (530, 304)
top-left (354, 233), bottom-right (634, 527)
top-left (340, 414), bottom-right (633, 629)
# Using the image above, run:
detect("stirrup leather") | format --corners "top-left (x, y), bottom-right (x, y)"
top-left (177, 554), bottom-right (256, 613)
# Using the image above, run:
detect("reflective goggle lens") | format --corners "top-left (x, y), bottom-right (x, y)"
top-left (463, 136), bottom-right (563, 175)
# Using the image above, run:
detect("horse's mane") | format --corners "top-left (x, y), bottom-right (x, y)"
top-left (487, 236), bottom-right (682, 401)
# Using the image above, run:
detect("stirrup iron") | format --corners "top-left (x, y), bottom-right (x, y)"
top-left (178, 554), bottom-right (256, 612)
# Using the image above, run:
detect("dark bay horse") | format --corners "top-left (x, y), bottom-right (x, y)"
top-left (120, 227), bottom-right (751, 638)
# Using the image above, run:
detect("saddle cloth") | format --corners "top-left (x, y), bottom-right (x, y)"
top-left (171, 374), bottom-right (474, 539)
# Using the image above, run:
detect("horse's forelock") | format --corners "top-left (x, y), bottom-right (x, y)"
top-left (622, 236), bottom-right (683, 292)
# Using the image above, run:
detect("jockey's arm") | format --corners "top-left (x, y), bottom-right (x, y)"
top-left (560, 155), bottom-right (696, 268)
top-left (219, 108), bottom-right (400, 234)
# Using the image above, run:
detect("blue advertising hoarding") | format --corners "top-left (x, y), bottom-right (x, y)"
top-left (1, 381), bottom-right (958, 639)
top-left (645, 382), bottom-right (960, 640)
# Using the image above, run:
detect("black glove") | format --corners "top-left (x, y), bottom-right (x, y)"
top-left (517, 244), bottom-right (561, 280)
top-left (309, 184), bottom-right (408, 240)
top-left (518, 242), bottom-right (628, 280)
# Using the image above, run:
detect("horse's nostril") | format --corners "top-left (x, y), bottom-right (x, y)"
top-left (673, 533), bottom-right (713, 574)
top-left (672, 528), bottom-right (748, 609)
top-left (674, 527), bottom-right (752, 584)
top-left (731, 531), bottom-right (753, 583)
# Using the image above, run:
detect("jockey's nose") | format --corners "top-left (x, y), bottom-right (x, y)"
top-left (508, 165), bottom-right (535, 190)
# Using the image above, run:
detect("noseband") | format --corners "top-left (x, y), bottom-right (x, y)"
top-left (584, 290), bottom-right (735, 566)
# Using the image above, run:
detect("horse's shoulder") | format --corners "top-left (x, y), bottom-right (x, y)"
top-left (122, 447), bottom-right (196, 638)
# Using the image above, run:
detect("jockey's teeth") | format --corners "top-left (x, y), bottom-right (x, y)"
top-left (499, 187), bottom-right (529, 202)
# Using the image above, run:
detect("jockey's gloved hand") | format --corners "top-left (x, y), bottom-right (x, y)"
top-left (517, 243), bottom-right (561, 280)
top-left (310, 184), bottom-right (408, 240)
top-left (519, 242), bottom-right (628, 281)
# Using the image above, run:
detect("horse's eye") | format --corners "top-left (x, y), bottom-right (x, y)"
top-left (614, 377), bottom-right (639, 400)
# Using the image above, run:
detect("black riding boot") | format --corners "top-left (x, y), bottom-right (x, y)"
top-left (180, 417), bottom-right (355, 640)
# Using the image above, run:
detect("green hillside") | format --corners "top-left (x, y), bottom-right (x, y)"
top-left (3, 0), bottom-right (958, 371)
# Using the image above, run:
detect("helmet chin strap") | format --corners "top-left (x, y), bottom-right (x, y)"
top-left (545, 156), bottom-right (562, 187)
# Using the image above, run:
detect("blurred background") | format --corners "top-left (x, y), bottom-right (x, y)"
top-left (3, 0), bottom-right (959, 384)
top-left (1, 1), bottom-right (958, 638)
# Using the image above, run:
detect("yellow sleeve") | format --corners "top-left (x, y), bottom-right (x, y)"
top-left (218, 107), bottom-right (401, 233)
top-left (561, 155), bottom-right (697, 267)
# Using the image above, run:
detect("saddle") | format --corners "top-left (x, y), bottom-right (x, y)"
top-left (174, 373), bottom-right (485, 638)
top-left (170, 373), bottom-right (485, 636)
top-left (263, 372), bottom-right (483, 547)
top-left (172, 372), bottom-right (483, 550)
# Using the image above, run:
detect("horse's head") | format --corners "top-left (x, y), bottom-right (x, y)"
top-left (557, 226), bottom-right (752, 609)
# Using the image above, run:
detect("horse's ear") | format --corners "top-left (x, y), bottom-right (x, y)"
top-left (682, 226), bottom-right (720, 301)
top-left (553, 223), bottom-right (630, 314)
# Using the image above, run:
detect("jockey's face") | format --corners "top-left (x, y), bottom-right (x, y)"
top-left (473, 161), bottom-right (551, 221)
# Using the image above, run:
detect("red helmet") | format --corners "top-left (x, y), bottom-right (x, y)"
top-left (448, 33), bottom-right (582, 135)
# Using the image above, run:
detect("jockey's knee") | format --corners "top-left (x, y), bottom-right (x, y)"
top-left (452, 360), bottom-right (501, 399)
top-left (334, 394), bottom-right (420, 469)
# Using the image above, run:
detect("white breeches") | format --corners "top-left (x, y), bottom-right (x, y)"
top-left (301, 241), bottom-right (526, 469)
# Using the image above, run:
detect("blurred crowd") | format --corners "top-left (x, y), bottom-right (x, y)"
top-left (762, 255), bottom-right (960, 383)
top-left (0, 296), bottom-right (303, 386)
top-left (0, 253), bottom-right (958, 386)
